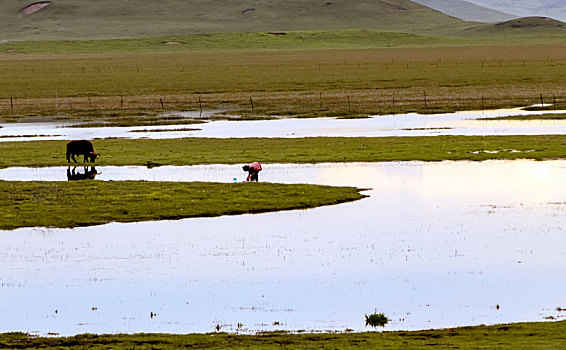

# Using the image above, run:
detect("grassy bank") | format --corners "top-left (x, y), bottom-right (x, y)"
top-left (2, 38), bottom-right (566, 122)
top-left (0, 181), bottom-right (363, 230)
top-left (0, 136), bottom-right (565, 168)
top-left (2, 321), bottom-right (566, 349)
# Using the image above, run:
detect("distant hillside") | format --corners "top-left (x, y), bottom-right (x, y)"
top-left (0, 0), bottom-right (470, 41)
top-left (464, 16), bottom-right (566, 35)
top-left (412, 0), bottom-right (517, 22)
top-left (466, 0), bottom-right (566, 22)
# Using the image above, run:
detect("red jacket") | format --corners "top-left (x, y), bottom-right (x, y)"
top-left (249, 162), bottom-right (262, 172)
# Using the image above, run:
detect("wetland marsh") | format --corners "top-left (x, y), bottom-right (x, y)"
top-left (1, 106), bottom-right (565, 336)
top-left (1, 160), bottom-right (565, 335)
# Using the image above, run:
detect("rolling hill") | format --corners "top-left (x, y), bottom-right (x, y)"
top-left (412, 0), bottom-right (517, 22)
top-left (464, 16), bottom-right (566, 35)
top-left (0, 0), bottom-right (470, 41)
top-left (466, 0), bottom-right (566, 22)
top-left (1, 0), bottom-right (565, 42)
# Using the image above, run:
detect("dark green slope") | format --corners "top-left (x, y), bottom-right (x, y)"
top-left (464, 16), bottom-right (566, 35)
top-left (1, 0), bottom-right (468, 40)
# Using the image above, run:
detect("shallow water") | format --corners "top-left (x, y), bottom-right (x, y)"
top-left (1, 107), bottom-right (566, 141)
top-left (1, 160), bottom-right (565, 335)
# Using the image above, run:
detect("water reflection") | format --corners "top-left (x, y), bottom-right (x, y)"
top-left (0, 161), bottom-right (565, 335)
top-left (66, 167), bottom-right (100, 181)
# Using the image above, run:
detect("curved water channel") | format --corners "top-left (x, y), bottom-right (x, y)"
top-left (1, 107), bottom-right (566, 141)
top-left (1, 161), bottom-right (566, 335)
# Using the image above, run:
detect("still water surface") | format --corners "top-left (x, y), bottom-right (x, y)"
top-left (1, 161), bottom-right (565, 335)
top-left (2, 107), bottom-right (566, 141)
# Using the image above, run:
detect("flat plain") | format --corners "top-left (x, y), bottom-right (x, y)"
top-left (2, 31), bottom-right (566, 125)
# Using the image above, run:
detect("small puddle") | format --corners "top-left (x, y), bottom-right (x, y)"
top-left (1, 160), bottom-right (566, 335)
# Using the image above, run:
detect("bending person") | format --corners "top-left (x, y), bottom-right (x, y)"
top-left (242, 162), bottom-right (262, 182)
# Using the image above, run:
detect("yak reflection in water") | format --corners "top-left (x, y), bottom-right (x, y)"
top-left (66, 166), bottom-right (100, 181)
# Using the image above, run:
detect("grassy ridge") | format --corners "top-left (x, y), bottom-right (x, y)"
top-left (0, 136), bottom-right (565, 169)
top-left (2, 40), bottom-right (566, 121)
top-left (2, 321), bottom-right (566, 349)
top-left (2, 30), bottom-right (566, 55)
top-left (0, 181), bottom-right (363, 230)
top-left (0, 30), bottom-right (477, 54)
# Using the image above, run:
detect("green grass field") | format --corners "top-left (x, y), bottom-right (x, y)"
top-left (2, 321), bottom-right (566, 349)
top-left (0, 181), bottom-right (363, 230)
top-left (1, 136), bottom-right (564, 168)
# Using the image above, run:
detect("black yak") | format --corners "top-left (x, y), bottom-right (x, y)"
top-left (66, 140), bottom-right (100, 163)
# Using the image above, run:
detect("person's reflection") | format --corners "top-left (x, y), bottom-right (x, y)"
top-left (67, 166), bottom-right (101, 181)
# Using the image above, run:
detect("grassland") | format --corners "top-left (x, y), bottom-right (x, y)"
top-left (2, 321), bottom-right (566, 349)
top-left (2, 32), bottom-right (566, 124)
top-left (0, 136), bottom-right (564, 168)
top-left (0, 30), bottom-right (527, 55)
top-left (0, 181), bottom-right (363, 230)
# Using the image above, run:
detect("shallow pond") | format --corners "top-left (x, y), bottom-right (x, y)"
top-left (1, 107), bottom-right (566, 141)
top-left (1, 160), bottom-right (565, 335)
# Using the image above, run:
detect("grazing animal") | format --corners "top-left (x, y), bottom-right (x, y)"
top-left (66, 140), bottom-right (100, 163)
top-left (67, 166), bottom-right (100, 181)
